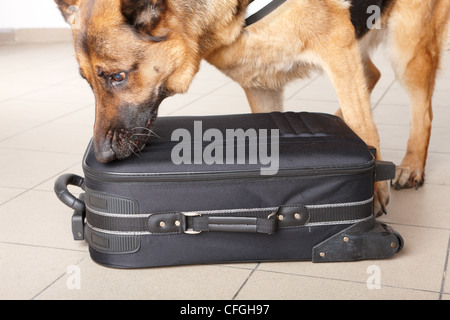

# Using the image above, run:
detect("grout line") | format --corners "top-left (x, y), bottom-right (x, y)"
top-left (0, 72), bottom-right (75, 104)
top-left (31, 160), bottom-right (82, 190)
top-left (376, 220), bottom-right (450, 232)
top-left (0, 240), bottom-right (88, 253)
top-left (0, 160), bottom-right (81, 207)
top-left (0, 146), bottom-right (86, 156)
top-left (381, 147), bottom-right (450, 156)
top-left (167, 80), bottom-right (234, 115)
top-left (232, 263), bottom-right (259, 300)
top-left (0, 104), bottom-right (92, 143)
top-left (439, 233), bottom-right (450, 300)
top-left (0, 189), bottom-right (30, 207)
top-left (285, 73), bottom-right (322, 100)
top-left (253, 267), bottom-right (442, 296)
top-left (372, 79), bottom-right (396, 110)
top-left (31, 272), bottom-right (67, 300)
top-left (31, 254), bottom-right (88, 300)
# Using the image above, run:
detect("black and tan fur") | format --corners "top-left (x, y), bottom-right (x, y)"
top-left (55, 0), bottom-right (450, 216)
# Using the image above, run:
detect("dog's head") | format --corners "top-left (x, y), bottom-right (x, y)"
top-left (55, 0), bottom-right (202, 162)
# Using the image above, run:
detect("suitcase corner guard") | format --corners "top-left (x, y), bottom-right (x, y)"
top-left (312, 217), bottom-right (404, 263)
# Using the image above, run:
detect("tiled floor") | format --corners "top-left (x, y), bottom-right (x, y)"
top-left (1, 41), bottom-right (449, 300)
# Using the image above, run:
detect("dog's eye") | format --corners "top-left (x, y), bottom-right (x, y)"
top-left (111, 72), bottom-right (127, 83)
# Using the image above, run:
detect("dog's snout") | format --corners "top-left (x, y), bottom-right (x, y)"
top-left (93, 121), bottom-right (156, 163)
top-left (94, 140), bottom-right (116, 163)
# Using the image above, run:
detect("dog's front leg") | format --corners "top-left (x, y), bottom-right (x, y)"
top-left (323, 39), bottom-right (388, 217)
top-left (243, 87), bottom-right (284, 113)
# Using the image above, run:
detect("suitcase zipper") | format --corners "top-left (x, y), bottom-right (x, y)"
top-left (83, 160), bottom-right (375, 183)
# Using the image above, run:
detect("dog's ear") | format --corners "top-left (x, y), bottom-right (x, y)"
top-left (121, 0), bottom-right (167, 40)
top-left (54, 0), bottom-right (81, 22)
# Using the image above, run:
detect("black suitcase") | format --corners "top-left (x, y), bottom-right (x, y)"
top-left (55, 112), bottom-right (403, 268)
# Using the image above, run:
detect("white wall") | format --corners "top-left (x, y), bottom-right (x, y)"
top-left (0, 0), bottom-right (69, 29)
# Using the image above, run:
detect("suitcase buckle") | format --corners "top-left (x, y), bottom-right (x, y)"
top-left (182, 212), bottom-right (202, 234)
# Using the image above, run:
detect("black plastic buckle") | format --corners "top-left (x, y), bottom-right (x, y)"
top-left (375, 160), bottom-right (396, 182)
top-left (72, 193), bottom-right (86, 241)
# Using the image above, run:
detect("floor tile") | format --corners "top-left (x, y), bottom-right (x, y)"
top-left (186, 78), bottom-right (231, 95)
top-left (258, 224), bottom-right (448, 293)
top-left (377, 124), bottom-right (450, 154)
top-left (210, 81), bottom-right (247, 97)
top-left (2, 62), bottom-right (79, 86)
top-left (235, 269), bottom-right (439, 300)
top-left (0, 190), bottom-right (89, 250)
top-left (377, 86), bottom-right (450, 108)
top-left (0, 82), bottom-right (51, 103)
top-left (169, 95), bottom-right (251, 116)
top-left (374, 104), bottom-right (450, 128)
top-left (0, 121), bottom-right (92, 155)
top-left (378, 184), bottom-right (450, 228)
top-left (158, 93), bottom-right (205, 116)
top-left (0, 44), bottom-right (73, 73)
top-left (0, 186), bottom-right (27, 205)
top-left (381, 149), bottom-right (450, 187)
top-left (194, 61), bottom-right (232, 82)
top-left (444, 263), bottom-right (450, 294)
top-left (49, 105), bottom-right (94, 128)
top-left (0, 100), bottom-right (86, 141)
top-left (0, 243), bottom-right (87, 300)
top-left (34, 261), bottom-right (253, 300)
top-left (0, 149), bottom-right (80, 189)
top-left (289, 80), bottom-right (338, 102)
top-left (17, 83), bottom-right (94, 106)
top-left (33, 161), bottom-right (84, 192)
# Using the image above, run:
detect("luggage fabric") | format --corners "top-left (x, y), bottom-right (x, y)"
top-left (55, 112), bottom-right (403, 268)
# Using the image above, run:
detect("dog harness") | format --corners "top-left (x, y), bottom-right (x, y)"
top-left (245, 0), bottom-right (287, 27)
top-left (245, 0), bottom-right (393, 38)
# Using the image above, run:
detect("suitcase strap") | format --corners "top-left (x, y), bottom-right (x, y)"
top-left (85, 197), bottom-right (373, 236)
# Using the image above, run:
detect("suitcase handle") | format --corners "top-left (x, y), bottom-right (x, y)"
top-left (54, 174), bottom-right (86, 212)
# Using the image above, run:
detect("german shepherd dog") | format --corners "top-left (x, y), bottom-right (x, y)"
top-left (55, 0), bottom-right (450, 216)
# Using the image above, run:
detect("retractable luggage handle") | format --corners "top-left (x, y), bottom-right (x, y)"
top-left (54, 173), bottom-right (86, 212)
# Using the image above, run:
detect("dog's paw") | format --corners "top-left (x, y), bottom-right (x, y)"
top-left (374, 180), bottom-right (390, 217)
top-left (391, 164), bottom-right (425, 190)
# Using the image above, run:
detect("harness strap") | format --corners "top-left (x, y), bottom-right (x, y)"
top-left (245, 0), bottom-right (287, 27)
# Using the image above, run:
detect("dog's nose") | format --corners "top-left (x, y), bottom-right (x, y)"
top-left (94, 143), bottom-right (116, 163)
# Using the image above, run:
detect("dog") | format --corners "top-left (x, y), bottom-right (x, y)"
top-left (55, 0), bottom-right (450, 216)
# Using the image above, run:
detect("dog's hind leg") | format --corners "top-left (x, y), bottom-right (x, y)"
top-left (387, 0), bottom-right (450, 190)
top-left (244, 87), bottom-right (284, 113)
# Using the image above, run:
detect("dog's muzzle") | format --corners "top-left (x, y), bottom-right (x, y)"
top-left (93, 87), bottom-right (169, 163)
top-left (94, 117), bottom-right (156, 163)
top-left (94, 138), bottom-right (116, 163)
